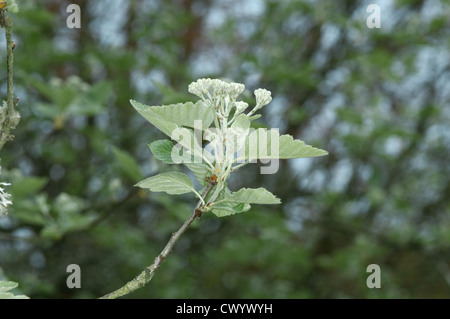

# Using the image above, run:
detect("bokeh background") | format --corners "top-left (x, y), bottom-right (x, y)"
top-left (1, 0), bottom-right (449, 298)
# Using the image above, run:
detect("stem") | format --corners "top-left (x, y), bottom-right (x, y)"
top-left (5, 18), bottom-right (13, 112)
top-left (100, 183), bottom-right (214, 299)
top-left (192, 188), bottom-right (205, 206)
top-left (231, 160), bottom-right (249, 172)
top-left (0, 14), bottom-right (19, 151)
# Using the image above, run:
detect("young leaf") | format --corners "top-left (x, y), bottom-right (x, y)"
top-left (225, 187), bottom-right (281, 204)
top-left (149, 140), bottom-right (176, 164)
top-left (231, 113), bottom-right (251, 132)
top-left (136, 172), bottom-right (199, 196)
top-left (211, 202), bottom-right (251, 218)
top-left (171, 127), bottom-right (204, 160)
top-left (210, 187), bottom-right (252, 217)
top-left (236, 128), bottom-right (328, 162)
top-left (131, 100), bottom-right (205, 161)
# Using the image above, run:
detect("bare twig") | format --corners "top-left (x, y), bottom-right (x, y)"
top-left (100, 183), bottom-right (214, 299)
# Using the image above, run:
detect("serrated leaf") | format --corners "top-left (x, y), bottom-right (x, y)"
top-left (226, 187), bottom-right (281, 204)
top-left (112, 147), bottom-right (143, 181)
top-left (136, 172), bottom-right (197, 195)
top-left (131, 99), bottom-right (179, 137)
top-left (131, 99), bottom-right (213, 132)
top-left (236, 128), bottom-right (328, 162)
top-left (131, 100), bottom-right (205, 159)
top-left (150, 101), bottom-right (214, 130)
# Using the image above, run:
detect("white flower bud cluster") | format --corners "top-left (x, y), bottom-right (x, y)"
top-left (188, 78), bottom-right (245, 102)
top-left (235, 101), bottom-right (249, 114)
top-left (188, 78), bottom-right (272, 125)
top-left (254, 88), bottom-right (272, 109)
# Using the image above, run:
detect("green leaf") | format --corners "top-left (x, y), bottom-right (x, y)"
top-left (150, 101), bottom-right (214, 130)
top-left (210, 187), bottom-right (251, 217)
top-left (225, 187), bottom-right (281, 204)
top-left (248, 114), bottom-right (262, 121)
top-left (0, 281), bottom-right (29, 299)
top-left (131, 99), bottom-right (213, 132)
top-left (136, 172), bottom-right (197, 195)
top-left (231, 114), bottom-right (251, 131)
top-left (171, 127), bottom-right (204, 160)
top-left (131, 99), bottom-right (180, 137)
top-left (35, 102), bottom-right (62, 118)
top-left (28, 77), bottom-right (57, 103)
top-left (149, 140), bottom-right (176, 164)
top-left (211, 202), bottom-right (251, 217)
top-left (210, 187), bottom-right (279, 217)
top-left (236, 128), bottom-right (328, 162)
top-left (10, 202), bottom-right (46, 226)
top-left (0, 281), bottom-right (18, 292)
top-left (132, 100), bottom-right (205, 160)
top-left (10, 176), bottom-right (47, 198)
top-left (112, 146), bottom-right (143, 182)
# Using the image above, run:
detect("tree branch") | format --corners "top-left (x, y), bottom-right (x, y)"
top-left (0, 12), bottom-right (20, 151)
top-left (100, 183), bottom-right (214, 299)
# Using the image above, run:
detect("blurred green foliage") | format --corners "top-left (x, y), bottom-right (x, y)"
top-left (0, 0), bottom-right (449, 298)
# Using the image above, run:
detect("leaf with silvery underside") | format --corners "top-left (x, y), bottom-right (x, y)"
top-left (211, 202), bottom-right (252, 217)
top-left (229, 114), bottom-right (251, 150)
top-left (231, 114), bottom-right (251, 132)
top-left (210, 188), bottom-right (251, 217)
top-left (225, 187), bottom-right (281, 205)
top-left (0, 281), bottom-right (29, 299)
top-left (235, 128), bottom-right (328, 162)
top-left (135, 172), bottom-right (200, 198)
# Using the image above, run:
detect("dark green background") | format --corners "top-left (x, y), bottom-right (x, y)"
top-left (0, 0), bottom-right (449, 298)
